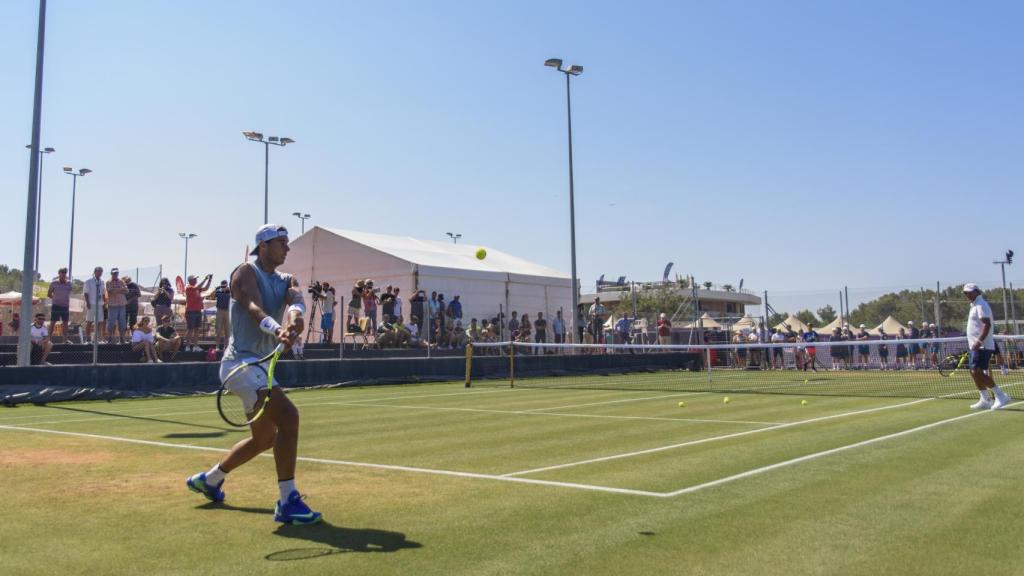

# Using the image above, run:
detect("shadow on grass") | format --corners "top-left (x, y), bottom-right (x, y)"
top-left (164, 431), bottom-right (228, 439)
top-left (198, 501), bottom-right (275, 515)
top-left (267, 522), bottom-right (423, 560)
top-left (45, 404), bottom-right (239, 433)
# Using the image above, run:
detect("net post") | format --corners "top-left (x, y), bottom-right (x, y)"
top-left (509, 341), bottom-right (516, 388)
top-left (464, 342), bottom-right (473, 388)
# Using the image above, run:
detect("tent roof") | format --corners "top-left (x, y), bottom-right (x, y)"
top-left (685, 312), bottom-right (723, 329)
top-left (315, 227), bottom-right (569, 283)
top-left (870, 315), bottom-right (908, 336)
top-left (731, 315), bottom-right (756, 332)
top-left (773, 314), bottom-right (809, 333)
top-left (816, 317), bottom-right (848, 334)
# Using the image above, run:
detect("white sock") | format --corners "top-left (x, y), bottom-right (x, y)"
top-left (992, 385), bottom-right (1008, 399)
top-left (206, 464), bottom-right (226, 485)
top-left (278, 478), bottom-right (296, 503)
top-left (979, 390), bottom-right (991, 402)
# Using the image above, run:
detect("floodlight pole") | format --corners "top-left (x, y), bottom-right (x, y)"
top-left (546, 58), bottom-right (583, 343)
top-left (244, 132), bottom-right (294, 224)
top-left (446, 232), bottom-right (462, 244)
top-left (26, 145), bottom-right (54, 272)
top-left (180, 232), bottom-right (197, 281)
top-left (292, 212), bottom-right (311, 234)
top-left (64, 168), bottom-right (91, 280)
top-left (18, 0), bottom-right (47, 367)
top-left (993, 256), bottom-right (1012, 334)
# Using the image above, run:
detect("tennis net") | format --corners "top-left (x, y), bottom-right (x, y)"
top-left (466, 336), bottom-right (1024, 399)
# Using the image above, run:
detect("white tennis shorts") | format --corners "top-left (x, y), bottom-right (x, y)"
top-left (219, 356), bottom-right (278, 414)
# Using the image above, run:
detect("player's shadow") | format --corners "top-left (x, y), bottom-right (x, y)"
top-left (198, 501), bottom-right (274, 515)
top-left (266, 522), bottom-right (423, 560)
top-left (46, 404), bottom-right (238, 433)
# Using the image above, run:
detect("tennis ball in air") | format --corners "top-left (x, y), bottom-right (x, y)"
top-left (678, 401), bottom-right (685, 408)
top-left (801, 400), bottom-right (808, 406)
top-left (475, 248), bottom-right (487, 260)
top-left (723, 396), bottom-right (730, 404)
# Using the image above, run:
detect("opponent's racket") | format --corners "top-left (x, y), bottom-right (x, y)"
top-left (938, 351), bottom-right (968, 377)
top-left (217, 343), bottom-right (285, 427)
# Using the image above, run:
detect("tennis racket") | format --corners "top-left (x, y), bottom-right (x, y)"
top-left (217, 343), bottom-right (285, 427)
top-left (938, 351), bottom-right (968, 377)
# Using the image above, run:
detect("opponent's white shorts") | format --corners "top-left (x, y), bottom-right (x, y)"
top-left (219, 356), bottom-right (279, 414)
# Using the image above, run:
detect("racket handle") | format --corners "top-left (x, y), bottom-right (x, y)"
top-left (274, 342), bottom-right (286, 354)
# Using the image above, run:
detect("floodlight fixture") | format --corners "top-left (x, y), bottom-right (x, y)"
top-left (544, 58), bottom-right (563, 69)
top-left (568, 65), bottom-right (584, 75)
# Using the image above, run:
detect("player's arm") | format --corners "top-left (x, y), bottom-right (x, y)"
top-left (231, 264), bottom-right (293, 348)
top-left (974, 318), bottom-right (992, 351)
top-left (47, 283), bottom-right (55, 299)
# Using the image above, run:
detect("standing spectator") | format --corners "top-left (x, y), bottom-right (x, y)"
top-left (733, 331), bottom-right (748, 368)
top-left (30, 313), bottom-right (53, 365)
top-left (82, 267), bottom-right (105, 344)
top-left (213, 280), bottom-right (231, 349)
top-left (393, 288), bottom-right (403, 323)
top-left (449, 295), bottom-right (463, 321)
top-left (131, 316), bottom-right (160, 363)
top-left (508, 311), bottom-right (520, 340)
top-left (105, 268), bottom-right (129, 344)
top-left (319, 282), bottom-right (336, 344)
top-left (47, 267), bottom-right (72, 343)
top-left (552, 310), bottom-right (566, 344)
top-left (428, 291), bottom-right (440, 327)
top-left (380, 285), bottom-right (396, 319)
top-left (155, 315), bottom-right (182, 361)
top-left (801, 323), bottom-right (818, 371)
top-left (9, 313), bottom-right (20, 334)
top-left (534, 312), bottom-right (548, 346)
top-left (877, 328), bottom-right (890, 369)
top-left (184, 274), bottom-right (213, 351)
top-left (928, 323), bottom-right (941, 368)
top-left (657, 313), bottom-right (672, 345)
top-left (518, 313), bottom-right (532, 345)
top-left (614, 315), bottom-right (632, 347)
top-left (907, 320), bottom-right (921, 369)
top-left (123, 275), bottom-right (142, 332)
top-left (363, 280), bottom-right (380, 332)
top-left (830, 327), bottom-right (844, 371)
top-left (152, 278), bottom-right (174, 330)
top-left (347, 279), bottom-right (364, 328)
top-left (770, 328), bottom-right (786, 369)
top-left (436, 294), bottom-right (448, 343)
top-left (588, 297), bottom-right (607, 344)
top-left (895, 328), bottom-right (909, 369)
top-left (410, 290), bottom-right (426, 335)
top-left (856, 324), bottom-right (871, 369)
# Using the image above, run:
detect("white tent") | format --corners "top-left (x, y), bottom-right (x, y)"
top-left (773, 314), bottom-right (809, 333)
top-left (731, 315), bottom-right (756, 333)
top-left (685, 312), bottom-right (723, 329)
top-left (870, 315), bottom-right (908, 336)
top-left (281, 226), bottom-right (573, 340)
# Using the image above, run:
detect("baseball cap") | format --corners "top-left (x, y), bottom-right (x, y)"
top-left (249, 224), bottom-right (289, 255)
top-left (859, 324), bottom-right (865, 328)
top-left (111, 267), bottom-right (119, 274)
top-left (963, 283), bottom-right (980, 293)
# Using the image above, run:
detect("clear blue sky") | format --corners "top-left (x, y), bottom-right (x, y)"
top-left (2, 1), bottom-right (1021, 314)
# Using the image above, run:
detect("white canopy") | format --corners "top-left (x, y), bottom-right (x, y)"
top-left (870, 315), bottom-right (909, 336)
top-left (281, 226), bottom-right (573, 340)
top-left (731, 315), bottom-right (756, 332)
top-left (685, 312), bottom-right (723, 329)
top-left (773, 314), bottom-right (809, 333)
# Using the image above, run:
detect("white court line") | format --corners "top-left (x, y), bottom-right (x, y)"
top-left (0, 424), bottom-right (663, 498)
top-left (502, 397), bottom-right (936, 477)
top-left (325, 401), bottom-right (779, 426)
top-left (524, 393), bottom-right (703, 412)
top-left (662, 410), bottom-right (990, 496)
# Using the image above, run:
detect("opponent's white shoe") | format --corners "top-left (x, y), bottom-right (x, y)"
top-left (970, 399), bottom-right (993, 410)
top-left (991, 395), bottom-right (1013, 410)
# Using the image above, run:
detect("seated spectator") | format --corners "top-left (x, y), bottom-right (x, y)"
top-left (155, 315), bottom-right (182, 361)
top-left (404, 316), bottom-right (430, 349)
top-left (376, 315), bottom-right (400, 347)
top-left (466, 318), bottom-right (481, 342)
top-left (449, 320), bottom-right (467, 348)
top-left (131, 316), bottom-right (160, 363)
top-left (30, 313), bottom-right (53, 365)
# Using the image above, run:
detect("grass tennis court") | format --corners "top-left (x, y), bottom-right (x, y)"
top-left (4, 376), bottom-right (1024, 576)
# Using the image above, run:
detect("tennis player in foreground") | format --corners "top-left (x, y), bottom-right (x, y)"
top-left (963, 283), bottom-right (1011, 411)
top-left (187, 224), bottom-right (322, 525)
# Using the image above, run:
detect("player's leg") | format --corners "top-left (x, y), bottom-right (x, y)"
top-left (265, 388), bottom-right (322, 524)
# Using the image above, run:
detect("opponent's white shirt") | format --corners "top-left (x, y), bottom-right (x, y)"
top-left (966, 295), bottom-right (996, 351)
top-left (30, 324), bottom-right (48, 343)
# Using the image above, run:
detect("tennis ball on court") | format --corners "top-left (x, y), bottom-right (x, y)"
top-left (801, 400), bottom-right (808, 406)
top-left (475, 248), bottom-right (487, 260)
top-left (723, 396), bottom-right (731, 404)
top-left (678, 401), bottom-right (685, 408)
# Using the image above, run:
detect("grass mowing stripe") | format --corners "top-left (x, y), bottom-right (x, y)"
top-left (322, 401), bottom-right (781, 425)
top-left (662, 410), bottom-right (991, 497)
top-left (524, 392), bottom-right (705, 412)
top-left (502, 397), bottom-right (935, 477)
top-left (0, 423), bottom-right (666, 498)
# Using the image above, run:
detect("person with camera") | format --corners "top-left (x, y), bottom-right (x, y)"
top-left (347, 279), bottom-right (364, 329)
top-left (185, 274), bottom-right (213, 351)
top-left (363, 280), bottom-right (380, 332)
top-left (318, 281), bottom-right (336, 343)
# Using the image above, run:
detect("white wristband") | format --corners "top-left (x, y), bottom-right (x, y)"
top-left (288, 303), bottom-right (306, 316)
top-left (259, 316), bottom-right (282, 336)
